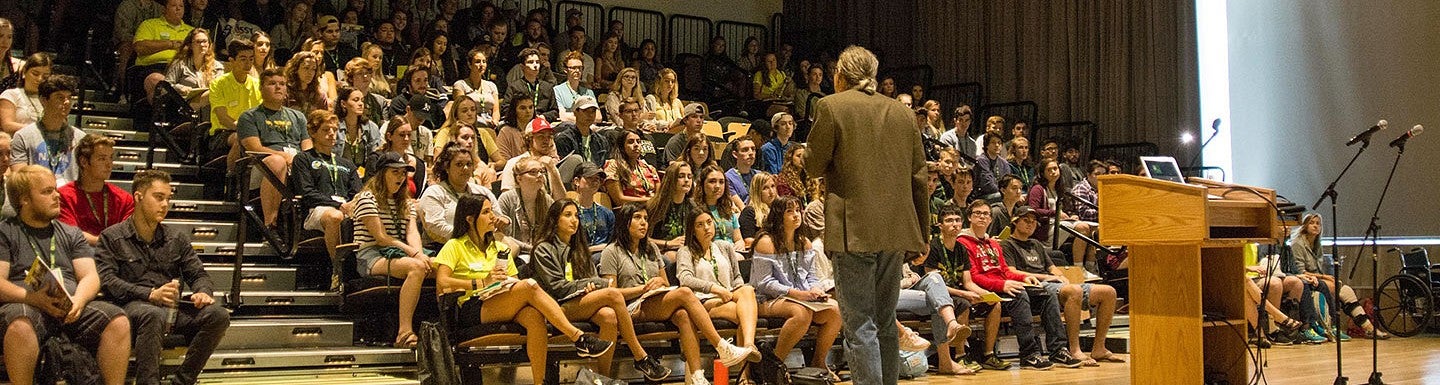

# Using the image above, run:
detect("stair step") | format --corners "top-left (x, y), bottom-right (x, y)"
top-left (113, 161), bottom-right (198, 178)
top-left (88, 128), bottom-right (148, 144)
top-left (110, 179), bottom-right (205, 199)
top-left (168, 199), bottom-right (240, 216)
top-left (112, 146), bottom-right (169, 163)
top-left (164, 219), bottom-right (238, 243)
top-left (206, 264), bottom-right (298, 292)
top-left (74, 115), bottom-right (134, 132)
top-left (195, 371), bottom-right (417, 385)
top-left (194, 242), bottom-right (277, 258)
top-left (166, 346), bottom-right (415, 371)
top-left (215, 318), bottom-right (354, 350)
top-left (213, 290), bottom-right (341, 308)
top-left (76, 100), bottom-right (129, 115)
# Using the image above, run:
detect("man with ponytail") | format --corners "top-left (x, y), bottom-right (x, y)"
top-left (804, 45), bottom-right (930, 385)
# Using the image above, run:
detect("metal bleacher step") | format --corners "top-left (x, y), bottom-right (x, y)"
top-left (113, 161), bottom-right (205, 184)
top-left (112, 145), bottom-right (169, 163)
top-left (88, 128), bottom-right (148, 146)
top-left (74, 115), bottom-right (134, 132)
top-left (164, 219), bottom-right (238, 243)
top-left (195, 371), bottom-right (418, 385)
top-left (168, 199), bottom-right (240, 216)
top-left (76, 100), bottom-right (130, 115)
top-left (214, 318), bottom-right (354, 350)
top-left (206, 264), bottom-right (298, 292)
top-left (164, 346), bottom-right (416, 372)
top-left (110, 179), bottom-right (206, 198)
top-left (194, 242), bottom-right (277, 258)
top-left (212, 290), bottom-right (341, 308)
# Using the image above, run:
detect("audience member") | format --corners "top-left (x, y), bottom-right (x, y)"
top-left (342, 57), bottom-right (387, 123)
top-left (738, 171), bottom-right (776, 248)
top-left (113, 0), bottom-right (166, 91)
top-left (292, 110), bottom-right (362, 288)
top-left (758, 112), bottom-right (796, 174)
top-left (505, 48), bottom-right (558, 121)
top-left (646, 69), bottom-right (683, 128)
top-left (694, 165), bottom-right (744, 245)
top-left (554, 96), bottom-right (609, 165)
top-left (939, 105), bottom-right (976, 160)
top-left (335, 86), bottom-right (382, 165)
top-left (499, 117), bottom-right (564, 192)
top-left (645, 161), bottom-right (694, 259)
top-left (9, 75), bottom-right (85, 186)
top-left (600, 203), bottom-right (758, 383)
top-left (419, 142), bottom-right (502, 248)
top-left (58, 134), bottom-right (134, 246)
top-left (602, 129), bottom-right (659, 206)
top-left (164, 28), bottom-right (223, 114)
top-left (592, 35), bottom-right (623, 92)
top-left (570, 162), bottom-right (614, 254)
top-left (736, 37), bottom-right (761, 73)
top-left (268, 1), bottom-right (310, 57)
top-left (793, 66), bottom-right (826, 121)
top-left (1286, 213), bottom-right (1388, 339)
top-left (496, 156), bottom-right (565, 252)
top-left (1003, 205), bottom-right (1122, 366)
top-left (367, 117), bottom-right (427, 198)
top-left (251, 32), bottom-right (277, 76)
top-left (774, 144), bottom-right (809, 201)
top-left (896, 93), bottom-right (913, 110)
top-left (432, 194), bottom-right (615, 385)
top-left (922, 204), bottom-right (997, 374)
top-left (553, 53), bottom-right (596, 123)
top-left (237, 69), bottom-right (310, 228)
top-left (520, 199), bottom-right (672, 381)
top-left (133, 0), bottom-right (193, 103)
top-left (633, 39), bottom-right (665, 85)
top-left (988, 174), bottom-right (1025, 237)
top-left (958, 199), bottom-right (1068, 370)
top-left (750, 195), bottom-right (842, 380)
top-left (0, 165), bottom-right (132, 385)
top-left (210, 40), bottom-right (261, 172)
top-left (896, 249), bottom-right (971, 368)
top-left (96, 169), bottom-right (229, 385)
top-left (725, 137), bottom-right (759, 203)
top-left (753, 53), bottom-right (791, 101)
top-left (1008, 137), bottom-right (1035, 186)
top-left (680, 133), bottom-right (715, 172)
top-left (0, 131), bottom-right (11, 217)
top-left (0, 52), bottom-right (51, 134)
top-left (453, 49), bottom-right (502, 126)
top-left (972, 134), bottom-right (1013, 200)
top-left (283, 51), bottom-right (335, 113)
top-left (674, 205), bottom-right (762, 383)
top-left (495, 94), bottom-right (536, 165)
top-left (353, 151), bottom-right (429, 348)
top-left (606, 69), bottom-right (647, 123)
top-left (555, 27), bottom-right (594, 87)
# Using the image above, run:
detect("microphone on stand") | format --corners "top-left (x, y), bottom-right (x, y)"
top-left (1388, 125), bottom-right (1423, 148)
top-left (1187, 118), bottom-right (1222, 168)
top-left (1346, 120), bottom-right (1389, 146)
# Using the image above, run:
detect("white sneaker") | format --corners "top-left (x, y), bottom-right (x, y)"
top-left (717, 340), bottom-right (758, 368)
top-left (899, 326), bottom-right (931, 352)
top-left (687, 370), bottom-right (712, 385)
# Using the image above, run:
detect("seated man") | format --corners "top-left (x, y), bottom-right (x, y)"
top-left (757, 112), bottom-right (796, 174)
top-left (9, 75), bottom-right (86, 186)
top-left (237, 69), bottom-right (311, 229)
top-left (1001, 205), bottom-right (1123, 365)
top-left (291, 111), bottom-right (361, 290)
top-left (499, 117), bottom-right (566, 192)
top-left (922, 203), bottom-right (1000, 374)
top-left (96, 170), bottom-right (229, 385)
top-left (208, 39), bottom-right (261, 174)
top-left (553, 96), bottom-right (609, 165)
top-left (131, 0), bottom-right (192, 104)
top-left (59, 134), bottom-right (136, 245)
top-left (958, 199), bottom-right (1074, 370)
top-left (504, 48), bottom-right (558, 121)
top-left (0, 165), bottom-right (131, 385)
top-left (663, 103), bottom-right (707, 165)
top-left (552, 53), bottom-right (595, 123)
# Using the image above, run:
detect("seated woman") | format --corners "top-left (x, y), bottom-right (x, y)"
top-left (494, 94), bottom-right (536, 171)
top-left (496, 156), bottom-right (565, 253)
top-left (453, 49), bottom-right (501, 126)
top-left (1028, 159), bottom-right (1093, 256)
top-left (750, 196), bottom-right (842, 380)
top-left (352, 152), bottom-right (429, 348)
top-left (436, 92), bottom-right (504, 176)
top-left (645, 69), bottom-right (684, 129)
top-left (335, 87), bottom-right (382, 166)
top-left (774, 145), bottom-right (809, 201)
top-left (1287, 213), bottom-right (1389, 340)
top-left (606, 67), bottom-right (650, 127)
top-left (603, 129), bottom-right (661, 206)
top-left (675, 205), bottom-right (762, 381)
top-left (419, 143), bottom-right (503, 247)
top-left (694, 165), bottom-right (745, 247)
top-left (522, 199), bottom-right (672, 380)
top-left (366, 117), bottom-right (427, 197)
top-left (681, 133), bottom-right (716, 172)
top-left (433, 194), bottom-right (615, 384)
top-left (738, 172), bottom-right (776, 249)
top-left (164, 28), bottom-right (224, 113)
top-left (0, 52), bottom-right (51, 134)
top-left (600, 204), bottom-right (759, 384)
top-left (283, 51), bottom-right (333, 113)
top-left (646, 161), bottom-right (694, 260)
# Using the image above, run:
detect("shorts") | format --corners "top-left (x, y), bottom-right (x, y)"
top-left (304, 206), bottom-right (340, 231)
top-left (1040, 281), bottom-right (1094, 308)
top-left (356, 246), bottom-right (407, 276)
top-left (457, 297), bottom-right (485, 328)
top-left (0, 301), bottom-right (125, 350)
top-left (1057, 220), bottom-right (1099, 244)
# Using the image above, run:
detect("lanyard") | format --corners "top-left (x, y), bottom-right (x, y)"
top-left (707, 245), bottom-right (722, 285)
top-left (627, 248), bottom-right (649, 281)
top-left (322, 152), bottom-right (342, 192)
top-left (82, 188), bottom-right (111, 229)
top-left (525, 79), bottom-right (541, 108)
top-left (26, 232), bottom-right (56, 269)
top-left (785, 251), bottom-right (803, 288)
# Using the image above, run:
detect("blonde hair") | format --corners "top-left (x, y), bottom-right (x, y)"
top-left (651, 68), bottom-right (678, 102)
top-left (835, 45), bottom-right (879, 94)
top-left (6, 164), bottom-right (53, 213)
top-left (610, 67), bottom-right (645, 102)
top-left (748, 171), bottom-right (776, 224)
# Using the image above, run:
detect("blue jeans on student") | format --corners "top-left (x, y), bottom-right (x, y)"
top-left (998, 286), bottom-right (1066, 357)
top-left (897, 271), bottom-right (956, 347)
top-left (834, 250), bottom-right (905, 385)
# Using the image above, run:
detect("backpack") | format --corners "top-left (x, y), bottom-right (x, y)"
top-left (750, 340), bottom-right (792, 385)
top-left (38, 334), bottom-right (102, 385)
top-left (898, 349), bottom-right (929, 379)
top-left (416, 320), bottom-right (461, 385)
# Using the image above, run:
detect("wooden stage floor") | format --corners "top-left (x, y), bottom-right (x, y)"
top-left (819, 335), bottom-right (1440, 385)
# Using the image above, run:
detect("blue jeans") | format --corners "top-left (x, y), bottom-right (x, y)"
top-left (998, 286), bottom-right (1066, 357)
top-left (834, 250), bottom-right (904, 385)
top-left (897, 272), bottom-right (956, 347)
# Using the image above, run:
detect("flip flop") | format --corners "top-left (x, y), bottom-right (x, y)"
top-left (395, 331), bottom-right (418, 349)
top-left (1091, 353), bottom-right (1127, 363)
top-left (945, 320), bottom-right (972, 345)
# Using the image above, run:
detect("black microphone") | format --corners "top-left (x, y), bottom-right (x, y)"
top-left (1345, 119), bottom-right (1388, 146)
top-left (1388, 125), bottom-right (1423, 148)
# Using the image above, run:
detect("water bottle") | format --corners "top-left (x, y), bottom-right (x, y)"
top-left (164, 279), bottom-right (180, 335)
top-left (713, 359), bottom-right (728, 384)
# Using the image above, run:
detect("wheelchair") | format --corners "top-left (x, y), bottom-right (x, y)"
top-left (1372, 247), bottom-right (1436, 337)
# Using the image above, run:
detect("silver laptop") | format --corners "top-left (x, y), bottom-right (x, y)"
top-left (1140, 156), bottom-right (1185, 183)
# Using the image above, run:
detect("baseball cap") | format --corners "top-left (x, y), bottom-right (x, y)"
top-left (406, 94), bottom-right (433, 122)
top-left (318, 15), bottom-right (339, 26)
top-left (527, 116), bottom-right (554, 135)
top-left (1010, 205), bottom-right (1038, 225)
top-left (683, 103), bottom-right (707, 119)
top-left (376, 151), bottom-right (416, 172)
top-left (573, 95), bottom-right (599, 110)
top-left (770, 111), bottom-right (792, 127)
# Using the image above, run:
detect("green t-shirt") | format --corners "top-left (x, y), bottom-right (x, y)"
top-left (236, 105), bottom-right (309, 152)
top-left (133, 18), bottom-right (193, 66)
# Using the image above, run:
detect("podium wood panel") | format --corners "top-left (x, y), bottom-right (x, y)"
top-left (1128, 245), bottom-right (1204, 384)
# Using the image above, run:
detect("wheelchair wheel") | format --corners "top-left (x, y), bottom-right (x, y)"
top-left (1374, 274), bottom-right (1434, 337)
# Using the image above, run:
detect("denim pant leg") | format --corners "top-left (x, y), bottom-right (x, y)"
top-left (1002, 291), bottom-right (1041, 357)
top-left (1035, 285), bottom-right (1068, 352)
top-left (125, 301), bottom-right (169, 385)
top-left (834, 250), bottom-right (904, 385)
top-left (912, 273), bottom-right (955, 347)
top-left (173, 304), bottom-right (232, 384)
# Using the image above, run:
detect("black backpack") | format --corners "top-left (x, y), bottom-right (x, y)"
top-left (37, 334), bottom-right (102, 385)
top-left (750, 340), bottom-right (791, 385)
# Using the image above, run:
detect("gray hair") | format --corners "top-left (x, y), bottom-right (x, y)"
top-left (836, 45), bottom-right (879, 94)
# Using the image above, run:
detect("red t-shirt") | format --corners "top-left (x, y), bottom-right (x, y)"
top-left (957, 230), bottom-right (1028, 293)
top-left (58, 182), bottom-right (136, 236)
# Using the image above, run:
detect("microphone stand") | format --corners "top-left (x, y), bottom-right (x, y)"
top-left (1356, 143), bottom-right (1407, 385)
top-left (1311, 138), bottom-right (1371, 385)
top-left (1187, 124), bottom-right (1221, 169)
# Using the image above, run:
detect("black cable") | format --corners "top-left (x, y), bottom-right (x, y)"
top-left (1220, 186), bottom-right (1290, 385)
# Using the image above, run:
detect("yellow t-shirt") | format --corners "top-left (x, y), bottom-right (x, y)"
top-left (133, 18), bottom-right (193, 66)
top-left (433, 235), bottom-right (518, 306)
top-left (208, 72), bottom-right (262, 133)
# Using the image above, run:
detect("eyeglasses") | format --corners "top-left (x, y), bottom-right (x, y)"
top-left (970, 211), bottom-right (991, 217)
top-left (519, 169), bottom-right (544, 177)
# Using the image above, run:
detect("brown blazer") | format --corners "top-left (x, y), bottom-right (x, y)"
top-left (804, 87), bottom-right (929, 254)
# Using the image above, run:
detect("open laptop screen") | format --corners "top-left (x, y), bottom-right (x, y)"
top-left (1140, 156), bottom-right (1185, 184)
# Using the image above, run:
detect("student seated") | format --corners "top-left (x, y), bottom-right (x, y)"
top-left (237, 68), bottom-right (311, 228)
top-left (750, 196), bottom-right (842, 381)
top-left (1286, 213), bottom-right (1388, 340)
top-left (96, 170), bottom-right (229, 385)
top-left (59, 134), bottom-right (135, 246)
top-left (695, 165), bottom-right (745, 246)
top-left (600, 204), bottom-right (759, 384)
top-left (738, 172), bottom-right (776, 249)
top-left (0, 165), bottom-right (131, 385)
top-left (496, 156), bottom-right (564, 253)
top-left (291, 111), bottom-right (362, 290)
top-left (209, 40), bottom-right (261, 173)
top-left (646, 161), bottom-right (694, 261)
top-left (570, 162), bottom-right (614, 256)
top-left (958, 199), bottom-right (1070, 370)
top-left (602, 129), bottom-right (660, 206)
top-left (1001, 205), bottom-right (1123, 366)
top-left (675, 205), bottom-right (762, 382)
top-left (419, 142), bottom-right (502, 248)
top-left (520, 199), bottom-right (671, 381)
top-left (432, 194), bottom-right (614, 385)
top-left (0, 53), bottom-right (51, 135)
top-left (9, 75), bottom-right (85, 186)
top-left (921, 203), bottom-right (998, 374)
top-left (351, 152), bottom-right (428, 348)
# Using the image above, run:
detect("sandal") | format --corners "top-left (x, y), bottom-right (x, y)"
top-left (1091, 353), bottom-right (1127, 363)
top-left (945, 320), bottom-right (972, 345)
top-left (394, 331), bottom-right (418, 349)
top-left (1277, 316), bottom-right (1304, 331)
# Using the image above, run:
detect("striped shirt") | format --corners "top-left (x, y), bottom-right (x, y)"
top-left (352, 191), bottom-right (415, 250)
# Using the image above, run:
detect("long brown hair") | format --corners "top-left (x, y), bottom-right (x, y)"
top-left (692, 164), bottom-right (736, 218)
top-left (168, 28), bottom-right (219, 86)
top-left (608, 129), bottom-right (644, 187)
top-left (757, 196), bottom-right (807, 255)
top-left (536, 199), bottom-right (595, 278)
top-left (645, 161), bottom-right (692, 229)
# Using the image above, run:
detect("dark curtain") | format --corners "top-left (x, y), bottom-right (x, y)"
top-left (784, 0), bottom-right (1199, 158)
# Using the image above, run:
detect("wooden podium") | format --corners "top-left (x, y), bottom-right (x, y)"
top-left (1096, 175), bottom-right (1281, 385)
